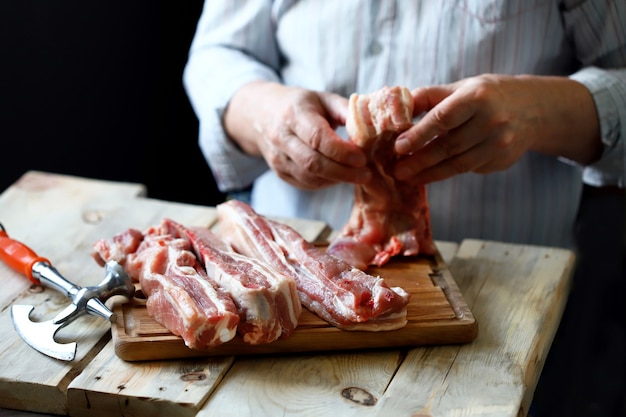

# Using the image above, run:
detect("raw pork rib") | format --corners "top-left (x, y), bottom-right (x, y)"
top-left (93, 220), bottom-right (302, 346)
top-left (162, 218), bottom-right (302, 344)
top-left (327, 86), bottom-right (436, 269)
top-left (216, 199), bottom-right (410, 331)
top-left (126, 230), bottom-right (240, 349)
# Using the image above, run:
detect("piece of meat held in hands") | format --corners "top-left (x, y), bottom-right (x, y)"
top-left (125, 230), bottom-right (241, 350)
top-left (161, 218), bottom-right (302, 345)
top-left (327, 86), bottom-right (437, 270)
top-left (217, 199), bottom-right (410, 331)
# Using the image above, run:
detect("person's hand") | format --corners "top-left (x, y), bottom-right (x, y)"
top-left (393, 74), bottom-right (602, 184)
top-left (224, 81), bottom-right (370, 190)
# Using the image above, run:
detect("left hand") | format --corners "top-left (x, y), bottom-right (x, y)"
top-left (393, 74), bottom-right (602, 184)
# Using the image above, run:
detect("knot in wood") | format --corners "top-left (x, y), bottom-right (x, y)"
top-left (82, 210), bottom-right (105, 224)
top-left (180, 371), bottom-right (207, 382)
top-left (341, 387), bottom-right (376, 406)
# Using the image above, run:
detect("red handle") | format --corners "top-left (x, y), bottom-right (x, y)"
top-left (0, 227), bottom-right (49, 284)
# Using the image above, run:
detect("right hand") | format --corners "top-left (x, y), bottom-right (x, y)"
top-left (224, 81), bottom-right (370, 190)
top-left (392, 74), bottom-right (602, 184)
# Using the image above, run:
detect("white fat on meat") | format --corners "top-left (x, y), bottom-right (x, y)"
top-left (127, 232), bottom-right (240, 349)
top-left (162, 218), bottom-right (302, 345)
top-left (327, 86), bottom-right (436, 270)
top-left (93, 220), bottom-right (302, 347)
top-left (216, 199), bottom-right (410, 331)
top-left (348, 85), bottom-right (414, 145)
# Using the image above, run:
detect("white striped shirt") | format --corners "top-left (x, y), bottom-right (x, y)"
top-left (183, 0), bottom-right (626, 249)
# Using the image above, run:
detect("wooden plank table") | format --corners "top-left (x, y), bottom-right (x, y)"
top-left (0, 171), bottom-right (575, 417)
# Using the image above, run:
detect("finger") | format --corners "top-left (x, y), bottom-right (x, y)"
top-left (410, 85), bottom-right (454, 116)
top-left (279, 132), bottom-right (371, 186)
top-left (279, 153), bottom-right (368, 190)
top-left (278, 169), bottom-right (335, 190)
top-left (394, 116), bottom-right (489, 180)
top-left (291, 94), bottom-right (368, 168)
top-left (395, 87), bottom-right (477, 155)
top-left (407, 135), bottom-right (517, 184)
top-left (318, 92), bottom-right (349, 128)
top-left (291, 114), bottom-right (368, 168)
top-left (266, 143), bottom-right (335, 190)
top-left (406, 145), bottom-right (488, 184)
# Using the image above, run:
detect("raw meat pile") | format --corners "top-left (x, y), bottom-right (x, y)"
top-left (328, 86), bottom-right (437, 269)
top-left (93, 216), bottom-right (300, 348)
top-left (92, 200), bottom-right (410, 350)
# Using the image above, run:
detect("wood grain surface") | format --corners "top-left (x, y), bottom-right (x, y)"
top-left (0, 172), bottom-right (575, 417)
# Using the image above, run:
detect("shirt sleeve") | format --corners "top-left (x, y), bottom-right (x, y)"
top-left (570, 67), bottom-right (626, 187)
top-left (183, 1), bottom-right (280, 192)
top-left (563, 0), bottom-right (626, 188)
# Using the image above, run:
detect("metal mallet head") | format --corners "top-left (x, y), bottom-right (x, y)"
top-left (11, 260), bottom-right (135, 361)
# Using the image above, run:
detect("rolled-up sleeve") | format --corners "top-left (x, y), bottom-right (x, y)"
top-left (183, 1), bottom-right (281, 192)
top-left (564, 0), bottom-right (626, 188)
top-left (570, 67), bottom-right (626, 187)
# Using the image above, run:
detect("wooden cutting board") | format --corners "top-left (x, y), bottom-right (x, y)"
top-left (112, 247), bottom-right (478, 361)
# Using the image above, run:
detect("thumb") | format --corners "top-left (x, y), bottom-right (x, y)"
top-left (318, 92), bottom-right (349, 127)
top-left (410, 85), bottom-right (456, 116)
top-left (395, 83), bottom-right (472, 154)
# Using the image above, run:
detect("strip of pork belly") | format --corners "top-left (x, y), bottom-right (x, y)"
top-left (327, 86), bottom-right (436, 270)
top-left (216, 199), bottom-right (409, 331)
top-left (161, 218), bottom-right (301, 345)
top-left (126, 230), bottom-right (240, 349)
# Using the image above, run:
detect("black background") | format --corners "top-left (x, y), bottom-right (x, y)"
top-left (0, 0), bottom-right (225, 206)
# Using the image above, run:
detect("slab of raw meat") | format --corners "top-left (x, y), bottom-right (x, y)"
top-left (216, 199), bottom-right (410, 331)
top-left (161, 218), bottom-right (302, 345)
top-left (327, 86), bottom-right (437, 270)
top-left (92, 227), bottom-right (144, 275)
top-left (125, 229), bottom-right (240, 349)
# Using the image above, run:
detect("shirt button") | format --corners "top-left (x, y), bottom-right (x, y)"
top-left (369, 41), bottom-right (382, 55)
